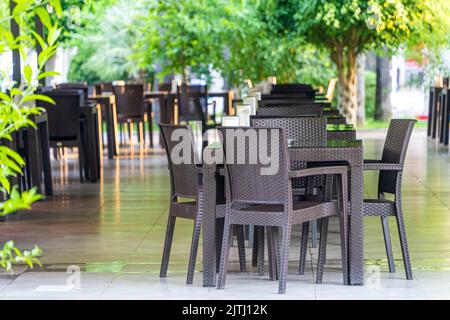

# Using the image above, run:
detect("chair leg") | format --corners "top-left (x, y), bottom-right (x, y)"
top-left (278, 225), bottom-right (291, 294)
top-left (236, 225), bottom-right (247, 272)
top-left (338, 213), bottom-right (349, 285)
top-left (267, 227), bottom-right (277, 280)
top-left (138, 121), bottom-right (145, 146)
top-left (119, 123), bottom-right (124, 146)
top-left (316, 217), bottom-right (329, 284)
top-left (272, 226), bottom-right (280, 280)
top-left (187, 211), bottom-right (203, 284)
top-left (148, 110), bottom-right (154, 148)
top-left (299, 222), bottom-right (310, 275)
top-left (336, 173), bottom-right (349, 285)
top-left (252, 227), bottom-right (259, 268)
top-left (257, 226), bottom-right (265, 276)
top-left (311, 220), bottom-right (318, 248)
top-left (381, 216), bottom-right (396, 273)
top-left (215, 218), bottom-right (224, 273)
top-left (395, 200), bottom-right (413, 280)
top-left (217, 221), bottom-right (233, 289)
top-left (78, 145), bottom-right (84, 183)
top-left (129, 122), bottom-right (134, 145)
top-left (160, 215), bottom-right (176, 278)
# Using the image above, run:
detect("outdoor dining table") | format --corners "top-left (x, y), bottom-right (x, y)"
top-left (144, 90), bottom-right (235, 124)
top-left (27, 112), bottom-right (53, 196)
top-left (326, 115), bottom-right (347, 125)
top-left (88, 93), bottom-right (119, 159)
top-left (327, 124), bottom-right (356, 141)
top-left (200, 139), bottom-right (364, 287)
top-left (323, 107), bottom-right (341, 116)
top-left (2, 113), bottom-right (53, 196)
top-left (80, 105), bottom-right (101, 183)
top-left (438, 88), bottom-right (449, 146)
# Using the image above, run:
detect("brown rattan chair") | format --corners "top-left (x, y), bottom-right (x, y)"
top-left (250, 116), bottom-right (328, 274)
top-left (177, 84), bottom-right (217, 130)
top-left (217, 127), bottom-right (349, 293)
top-left (159, 123), bottom-right (246, 284)
top-left (363, 119), bottom-right (416, 280)
top-left (113, 83), bottom-right (151, 146)
top-left (40, 90), bottom-right (88, 182)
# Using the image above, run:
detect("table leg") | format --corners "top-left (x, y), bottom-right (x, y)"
top-left (26, 126), bottom-right (43, 194)
top-left (349, 165), bottom-right (364, 285)
top-left (111, 101), bottom-right (119, 156)
top-left (444, 91), bottom-right (450, 146)
top-left (104, 100), bottom-right (116, 159)
top-left (202, 164), bottom-right (217, 287)
top-left (439, 94), bottom-right (445, 144)
top-left (39, 121), bottom-right (53, 196)
top-left (94, 111), bottom-right (101, 179)
top-left (84, 111), bottom-right (99, 183)
top-left (227, 91), bottom-right (234, 115)
top-left (427, 90), bottom-right (433, 137)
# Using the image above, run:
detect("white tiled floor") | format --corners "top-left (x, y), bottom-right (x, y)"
top-left (1, 128), bottom-right (450, 299)
top-left (2, 269), bottom-right (449, 300)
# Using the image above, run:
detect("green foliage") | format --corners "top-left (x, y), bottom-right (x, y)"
top-left (0, 241), bottom-right (42, 272)
top-left (135, 0), bottom-right (335, 88)
top-left (0, 0), bottom-right (62, 271)
top-left (67, 0), bottom-right (149, 82)
top-left (138, 0), bottom-right (228, 82)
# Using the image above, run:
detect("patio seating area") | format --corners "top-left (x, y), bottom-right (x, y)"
top-left (0, 128), bottom-right (449, 299)
top-left (1, 0), bottom-right (450, 303)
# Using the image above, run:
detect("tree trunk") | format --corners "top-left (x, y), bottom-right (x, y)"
top-left (375, 53), bottom-right (392, 121)
top-left (10, 0), bottom-right (21, 85)
top-left (357, 54), bottom-right (366, 127)
top-left (337, 50), bottom-right (358, 125)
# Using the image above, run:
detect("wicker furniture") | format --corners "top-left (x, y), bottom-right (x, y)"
top-left (216, 127), bottom-right (349, 293)
top-left (326, 115), bottom-right (347, 125)
top-left (200, 136), bottom-right (364, 287)
top-left (327, 124), bottom-right (356, 141)
top-left (177, 84), bottom-right (217, 129)
top-left (250, 116), bottom-right (328, 271)
top-left (159, 123), bottom-right (246, 284)
top-left (112, 83), bottom-right (151, 146)
top-left (88, 93), bottom-right (119, 158)
top-left (257, 105), bottom-right (323, 117)
top-left (41, 90), bottom-right (89, 182)
top-left (363, 119), bottom-right (416, 279)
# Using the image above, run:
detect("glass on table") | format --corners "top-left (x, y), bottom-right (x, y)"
top-left (236, 104), bottom-right (251, 126)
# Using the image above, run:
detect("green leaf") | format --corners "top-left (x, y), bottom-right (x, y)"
top-left (10, 88), bottom-right (22, 97)
top-left (31, 31), bottom-right (46, 51)
top-left (51, 0), bottom-right (63, 17)
top-left (35, 7), bottom-right (52, 30)
top-left (0, 92), bottom-right (11, 102)
top-left (24, 65), bottom-right (33, 84)
top-left (37, 71), bottom-right (59, 80)
top-left (22, 94), bottom-right (55, 104)
top-left (47, 25), bottom-right (61, 46)
top-left (0, 146), bottom-right (25, 166)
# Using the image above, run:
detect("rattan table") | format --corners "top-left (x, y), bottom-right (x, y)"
top-left (88, 93), bottom-right (119, 159)
top-left (201, 139), bottom-right (364, 286)
top-left (327, 124), bottom-right (356, 141)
